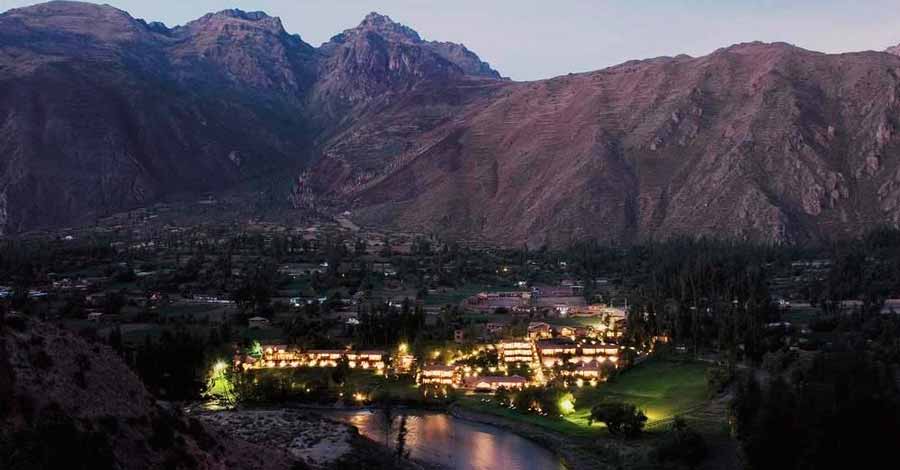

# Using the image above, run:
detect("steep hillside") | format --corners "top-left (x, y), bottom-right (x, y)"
top-left (0, 313), bottom-right (296, 469)
top-left (0, 2), bottom-right (501, 235)
top-left (316, 43), bottom-right (900, 246)
top-left (0, 1), bottom-right (315, 234)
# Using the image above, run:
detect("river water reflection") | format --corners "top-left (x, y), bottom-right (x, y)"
top-left (326, 410), bottom-right (566, 470)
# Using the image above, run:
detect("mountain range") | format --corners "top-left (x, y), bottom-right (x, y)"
top-left (3, 1), bottom-right (900, 246)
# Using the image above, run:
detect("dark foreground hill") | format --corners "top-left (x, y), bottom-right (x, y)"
top-left (4, 1), bottom-right (900, 246)
top-left (0, 313), bottom-right (297, 469)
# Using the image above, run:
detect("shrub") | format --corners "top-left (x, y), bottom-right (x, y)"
top-left (656, 416), bottom-right (707, 468)
top-left (588, 401), bottom-right (647, 438)
top-left (31, 350), bottom-right (53, 370)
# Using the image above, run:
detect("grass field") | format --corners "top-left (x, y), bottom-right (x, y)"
top-left (568, 359), bottom-right (709, 425)
top-left (460, 359), bottom-right (710, 437)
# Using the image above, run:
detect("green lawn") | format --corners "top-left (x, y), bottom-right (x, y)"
top-left (568, 359), bottom-right (709, 425)
top-left (459, 359), bottom-right (710, 437)
top-left (461, 398), bottom-right (595, 437)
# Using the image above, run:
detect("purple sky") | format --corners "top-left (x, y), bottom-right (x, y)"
top-left (2, 0), bottom-right (899, 80)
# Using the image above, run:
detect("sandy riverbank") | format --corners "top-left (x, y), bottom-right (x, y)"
top-left (196, 409), bottom-right (352, 468)
top-left (197, 408), bottom-right (439, 470)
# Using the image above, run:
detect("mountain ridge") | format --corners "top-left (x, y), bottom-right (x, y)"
top-left (3, 1), bottom-right (900, 246)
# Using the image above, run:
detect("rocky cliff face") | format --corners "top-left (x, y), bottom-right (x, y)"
top-left (2, 2), bottom-right (900, 246)
top-left (312, 12), bottom-right (499, 108)
top-left (168, 9), bottom-right (319, 98)
top-left (0, 314), bottom-right (296, 469)
top-left (0, 3), bottom-right (500, 235)
top-left (315, 43), bottom-right (900, 246)
top-left (0, 1), bottom-right (315, 234)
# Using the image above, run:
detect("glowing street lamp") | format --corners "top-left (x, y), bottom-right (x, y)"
top-left (559, 394), bottom-right (576, 415)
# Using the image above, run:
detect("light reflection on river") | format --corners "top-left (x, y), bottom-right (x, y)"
top-left (326, 410), bottom-right (566, 470)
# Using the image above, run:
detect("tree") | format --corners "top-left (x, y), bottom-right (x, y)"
top-left (656, 416), bottom-right (707, 468)
top-left (395, 415), bottom-right (410, 462)
top-left (588, 402), bottom-right (647, 438)
top-left (494, 386), bottom-right (512, 407)
top-left (380, 400), bottom-right (395, 447)
top-left (332, 356), bottom-right (350, 386)
top-left (107, 327), bottom-right (124, 355)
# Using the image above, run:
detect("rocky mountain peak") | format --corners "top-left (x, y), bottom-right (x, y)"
top-left (356, 12), bottom-right (422, 42)
top-left (326, 11), bottom-right (422, 47)
top-left (1, 1), bottom-right (150, 42)
top-left (715, 41), bottom-right (799, 56)
top-left (6, 0), bottom-right (130, 20)
top-left (887, 43), bottom-right (900, 56)
top-left (320, 11), bottom-right (502, 82)
top-left (184, 8), bottom-right (289, 36)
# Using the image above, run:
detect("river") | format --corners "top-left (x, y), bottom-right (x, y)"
top-left (324, 410), bottom-right (567, 470)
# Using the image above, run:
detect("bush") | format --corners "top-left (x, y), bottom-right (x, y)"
top-left (656, 416), bottom-right (707, 468)
top-left (1, 403), bottom-right (114, 470)
top-left (588, 401), bottom-right (647, 438)
top-left (760, 350), bottom-right (796, 375)
top-left (706, 363), bottom-right (734, 397)
top-left (149, 415), bottom-right (175, 450)
top-left (0, 339), bottom-right (14, 419)
top-left (31, 350), bottom-right (53, 370)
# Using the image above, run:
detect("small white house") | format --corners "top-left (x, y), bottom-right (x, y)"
top-left (87, 312), bottom-right (104, 322)
top-left (248, 317), bottom-right (271, 329)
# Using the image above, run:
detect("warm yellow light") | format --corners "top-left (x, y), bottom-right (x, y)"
top-left (399, 343), bottom-right (409, 353)
top-left (213, 361), bottom-right (228, 374)
top-left (559, 395), bottom-right (576, 415)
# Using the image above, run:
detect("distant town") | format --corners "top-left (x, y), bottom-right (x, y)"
top-left (3, 204), bottom-right (900, 469)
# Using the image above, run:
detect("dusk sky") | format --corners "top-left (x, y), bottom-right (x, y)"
top-left (2, 0), bottom-right (899, 81)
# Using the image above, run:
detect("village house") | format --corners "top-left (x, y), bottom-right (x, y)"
top-left (395, 353), bottom-right (415, 374)
top-left (527, 322), bottom-right (552, 339)
top-left (345, 351), bottom-right (387, 370)
top-left (454, 329), bottom-right (465, 343)
top-left (537, 339), bottom-right (578, 367)
top-left (499, 339), bottom-right (534, 363)
top-left (485, 322), bottom-right (506, 337)
top-left (579, 342), bottom-right (620, 361)
top-left (305, 350), bottom-right (344, 366)
top-left (465, 291), bottom-right (532, 313)
top-left (420, 364), bottom-right (456, 386)
top-left (564, 361), bottom-right (611, 380)
top-left (881, 299), bottom-right (900, 314)
top-left (466, 375), bottom-right (528, 391)
top-left (241, 347), bottom-right (387, 371)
